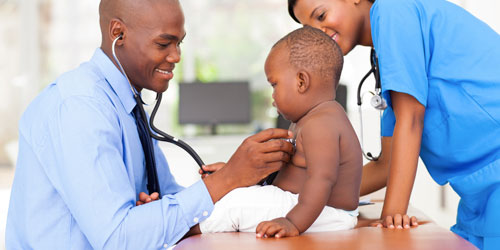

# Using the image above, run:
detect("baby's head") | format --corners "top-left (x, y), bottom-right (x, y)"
top-left (265, 25), bottom-right (343, 123)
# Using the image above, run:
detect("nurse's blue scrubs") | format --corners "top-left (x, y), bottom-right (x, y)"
top-left (370, 0), bottom-right (500, 248)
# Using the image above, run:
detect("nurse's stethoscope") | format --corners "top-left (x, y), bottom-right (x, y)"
top-left (356, 48), bottom-right (387, 161)
top-left (112, 35), bottom-right (208, 194)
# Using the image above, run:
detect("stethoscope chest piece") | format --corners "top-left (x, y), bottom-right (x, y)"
top-left (370, 93), bottom-right (387, 110)
top-left (356, 48), bottom-right (387, 161)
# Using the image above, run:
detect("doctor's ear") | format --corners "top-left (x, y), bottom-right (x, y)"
top-left (296, 70), bottom-right (310, 94)
top-left (109, 19), bottom-right (126, 45)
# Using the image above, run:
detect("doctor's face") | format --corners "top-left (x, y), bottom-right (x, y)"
top-left (292, 0), bottom-right (372, 55)
top-left (265, 46), bottom-right (301, 123)
top-left (120, 1), bottom-right (185, 93)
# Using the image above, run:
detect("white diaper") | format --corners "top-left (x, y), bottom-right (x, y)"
top-left (199, 185), bottom-right (358, 233)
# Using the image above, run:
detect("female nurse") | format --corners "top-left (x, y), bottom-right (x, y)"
top-left (288, 0), bottom-right (500, 248)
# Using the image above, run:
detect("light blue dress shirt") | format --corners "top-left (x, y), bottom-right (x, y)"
top-left (6, 48), bottom-right (214, 249)
top-left (371, 0), bottom-right (500, 247)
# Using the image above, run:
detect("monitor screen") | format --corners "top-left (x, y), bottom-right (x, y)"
top-left (178, 82), bottom-right (251, 125)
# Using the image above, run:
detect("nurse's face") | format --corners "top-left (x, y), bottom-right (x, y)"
top-left (292, 0), bottom-right (373, 55)
top-left (120, 1), bottom-right (185, 93)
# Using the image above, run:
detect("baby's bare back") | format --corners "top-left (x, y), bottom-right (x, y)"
top-left (273, 101), bottom-right (362, 211)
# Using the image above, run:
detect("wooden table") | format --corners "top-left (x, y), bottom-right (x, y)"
top-left (175, 201), bottom-right (477, 250)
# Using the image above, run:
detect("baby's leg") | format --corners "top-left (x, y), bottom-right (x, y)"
top-left (184, 224), bottom-right (201, 238)
top-left (305, 206), bottom-right (358, 233)
top-left (177, 225), bottom-right (201, 243)
top-left (199, 185), bottom-right (297, 233)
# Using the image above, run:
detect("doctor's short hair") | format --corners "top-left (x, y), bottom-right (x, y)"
top-left (272, 25), bottom-right (343, 87)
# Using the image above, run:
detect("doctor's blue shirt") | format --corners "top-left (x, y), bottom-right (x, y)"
top-left (6, 48), bottom-right (214, 249)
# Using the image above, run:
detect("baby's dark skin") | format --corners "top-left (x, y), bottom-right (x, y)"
top-left (138, 101), bottom-right (361, 239)
top-left (138, 34), bottom-right (362, 239)
top-left (275, 103), bottom-right (362, 211)
top-left (256, 101), bottom-right (362, 237)
top-left (252, 41), bottom-right (362, 238)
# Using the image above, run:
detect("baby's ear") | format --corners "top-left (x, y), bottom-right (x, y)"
top-left (296, 70), bottom-right (310, 94)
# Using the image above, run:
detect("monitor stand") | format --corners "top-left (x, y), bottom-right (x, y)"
top-left (210, 124), bottom-right (217, 135)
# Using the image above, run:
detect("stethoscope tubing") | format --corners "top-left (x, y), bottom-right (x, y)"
top-left (112, 35), bottom-right (208, 181)
top-left (148, 93), bottom-right (206, 169)
top-left (357, 48), bottom-right (386, 162)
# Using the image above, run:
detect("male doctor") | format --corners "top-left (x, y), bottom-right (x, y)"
top-left (6, 0), bottom-right (294, 249)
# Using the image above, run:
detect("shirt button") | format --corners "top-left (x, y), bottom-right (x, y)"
top-left (203, 211), bottom-right (209, 217)
top-left (193, 217), bottom-right (199, 223)
top-left (163, 243), bottom-right (168, 248)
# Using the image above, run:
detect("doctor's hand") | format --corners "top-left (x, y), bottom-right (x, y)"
top-left (136, 192), bottom-right (160, 206)
top-left (199, 162), bottom-right (225, 178)
top-left (224, 128), bottom-right (294, 187)
top-left (371, 214), bottom-right (419, 229)
top-left (256, 217), bottom-right (299, 238)
top-left (202, 128), bottom-right (294, 203)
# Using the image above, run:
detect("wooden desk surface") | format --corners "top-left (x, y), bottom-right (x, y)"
top-left (175, 202), bottom-right (477, 250)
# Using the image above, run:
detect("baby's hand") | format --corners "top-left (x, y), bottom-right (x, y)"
top-left (256, 217), bottom-right (299, 238)
top-left (136, 192), bottom-right (160, 206)
top-left (198, 162), bottom-right (225, 178)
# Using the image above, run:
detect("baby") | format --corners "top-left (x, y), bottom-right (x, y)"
top-left (139, 26), bottom-right (363, 238)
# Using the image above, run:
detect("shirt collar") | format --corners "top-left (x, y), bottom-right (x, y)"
top-left (91, 48), bottom-right (137, 114)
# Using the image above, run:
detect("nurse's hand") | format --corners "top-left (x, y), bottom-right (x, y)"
top-left (198, 162), bottom-right (225, 178)
top-left (371, 214), bottom-right (419, 229)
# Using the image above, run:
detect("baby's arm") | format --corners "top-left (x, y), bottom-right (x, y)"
top-left (257, 118), bottom-right (339, 237)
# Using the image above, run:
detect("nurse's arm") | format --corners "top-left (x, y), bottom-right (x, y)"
top-left (381, 91), bottom-right (425, 228)
top-left (359, 136), bottom-right (392, 196)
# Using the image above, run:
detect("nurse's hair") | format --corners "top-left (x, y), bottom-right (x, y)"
top-left (272, 26), bottom-right (343, 88)
top-left (288, 0), bottom-right (375, 23)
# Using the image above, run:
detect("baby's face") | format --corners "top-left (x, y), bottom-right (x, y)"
top-left (264, 47), bottom-right (300, 122)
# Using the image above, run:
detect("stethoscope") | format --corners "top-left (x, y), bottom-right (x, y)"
top-left (112, 35), bottom-right (208, 195)
top-left (356, 48), bottom-right (387, 161)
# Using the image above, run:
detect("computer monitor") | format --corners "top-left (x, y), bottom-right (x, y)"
top-left (178, 81), bottom-right (251, 133)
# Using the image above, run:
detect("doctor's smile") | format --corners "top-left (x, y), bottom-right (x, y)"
top-left (155, 68), bottom-right (174, 79)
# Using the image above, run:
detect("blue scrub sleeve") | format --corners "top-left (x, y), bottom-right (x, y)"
top-left (372, 0), bottom-right (429, 111)
top-left (381, 106), bottom-right (396, 137)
